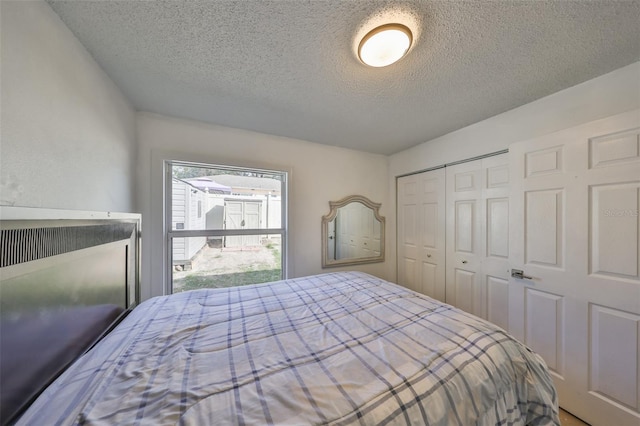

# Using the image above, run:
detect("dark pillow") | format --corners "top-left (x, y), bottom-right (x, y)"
top-left (0, 304), bottom-right (124, 425)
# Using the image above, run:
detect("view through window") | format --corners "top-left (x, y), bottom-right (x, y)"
top-left (167, 162), bottom-right (287, 293)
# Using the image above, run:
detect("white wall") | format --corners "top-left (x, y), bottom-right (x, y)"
top-left (388, 62), bottom-right (640, 281)
top-left (0, 1), bottom-right (137, 212)
top-left (390, 62), bottom-right (640, 176)
top-left (4, 1), bottom-right (636, 298)
top-left (137, 113), bottom-right (390, 299)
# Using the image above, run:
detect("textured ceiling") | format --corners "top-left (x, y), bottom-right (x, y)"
top-left (47, 0), bottom-right (640, 155)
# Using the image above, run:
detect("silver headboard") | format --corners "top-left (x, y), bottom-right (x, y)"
top-left (0, 207), bottom-right (141, 314)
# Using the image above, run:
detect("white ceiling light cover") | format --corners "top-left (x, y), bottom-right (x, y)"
top-left (358, 24), bottom-right (413, 67)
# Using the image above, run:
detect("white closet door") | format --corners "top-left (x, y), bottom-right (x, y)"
top-left (397, 168), bottom-right (446, 301)
top-left (481, 155), bottom-right (511, 329)
top-left (509, 109), bottom-right (640, 426)
top-left (445, 161), bottom-right (483, 316)
top-left (445, 154), bottom-right (510, 328)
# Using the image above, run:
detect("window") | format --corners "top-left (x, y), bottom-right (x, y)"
top-left (166, 161), bottom-right (287, 293)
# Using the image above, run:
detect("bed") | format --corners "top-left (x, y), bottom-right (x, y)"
top-left (1, 208), bottom-right (558, 425)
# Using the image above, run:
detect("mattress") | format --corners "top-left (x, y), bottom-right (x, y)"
top-left (17, 272), bottom-right (558, 425)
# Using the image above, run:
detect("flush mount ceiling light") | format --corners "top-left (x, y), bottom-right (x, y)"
top-left (358, 23), bottom-right (413, 67)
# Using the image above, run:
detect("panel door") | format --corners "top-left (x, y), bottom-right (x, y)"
top-left (397, 168), bottom-right (446, 301)
top-left (509, 109), bottom-right (640, 426)
top-left (446, 161), bottom-right (483, 316)
top-left (225, 201), bottom-right (244, 247)
top-left (359, 203), bottom-right (374, 257)
top-left (225, 201), bottom-right (261, 247)
top-left (336, 208), bottom-right (348, 259)
top-left (481, 154), bottom-right (511, 330)
top-left (445, 154), bottom-right (510, 328)
top-left (336, 204), bottom-right (358, 258)
top-left (243, 202), bottom-right (261, 246)
top-left (397, 174), bottom-right (419, 293)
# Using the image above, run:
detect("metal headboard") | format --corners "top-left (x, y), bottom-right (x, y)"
top-left (0, 207), bottom-right (141, 313)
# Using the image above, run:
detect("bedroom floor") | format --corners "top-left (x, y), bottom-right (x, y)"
top-left (560, 409), bottom-right (589, 425)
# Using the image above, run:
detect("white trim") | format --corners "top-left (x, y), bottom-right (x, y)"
top-left (0, 206), bottom-right (140, 221)
top-left (152, 151), bottom-right (290, 295)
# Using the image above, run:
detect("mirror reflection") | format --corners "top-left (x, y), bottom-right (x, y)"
top-left (322, 195), bottom-right (385, 268)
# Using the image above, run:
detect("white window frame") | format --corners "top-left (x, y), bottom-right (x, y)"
top-left (164, 160), bottom-right (288, 294)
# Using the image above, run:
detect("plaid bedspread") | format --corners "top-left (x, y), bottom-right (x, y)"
top-left (18, 272), bottom-right (558, 425)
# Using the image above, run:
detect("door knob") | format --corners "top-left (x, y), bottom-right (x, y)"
top-left (462, 260), bottom-right (468, 264)
top-left (511, 269), bottom-right (533, 280)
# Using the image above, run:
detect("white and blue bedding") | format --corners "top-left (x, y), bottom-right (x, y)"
top-left (18, 272), bottom-right (558, 425)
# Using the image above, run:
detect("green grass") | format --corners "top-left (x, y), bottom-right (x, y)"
top-left (174, 244), bottom-right (283, 292)
top-left (178, 268), bottom-right (282, 291)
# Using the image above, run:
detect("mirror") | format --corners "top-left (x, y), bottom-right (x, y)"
top-left (322, 195), bottom-right (385, 268)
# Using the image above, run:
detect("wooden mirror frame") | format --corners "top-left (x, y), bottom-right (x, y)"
top-left (321, 195), bottom-right (385, 268)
